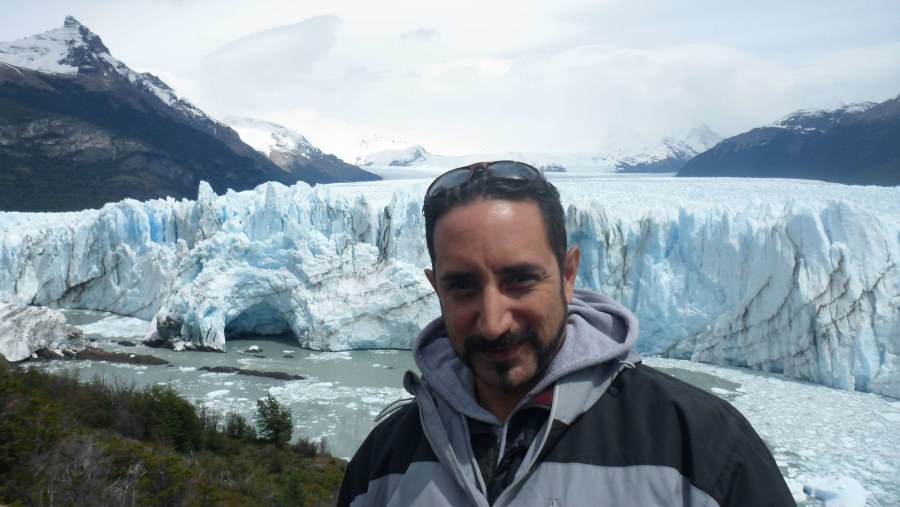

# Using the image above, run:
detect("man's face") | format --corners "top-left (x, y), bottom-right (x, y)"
top-left (425, 199), bottom-right (579, 406)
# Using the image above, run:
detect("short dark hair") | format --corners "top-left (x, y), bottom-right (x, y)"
top-left (423, 169), bottom-right (567, 269)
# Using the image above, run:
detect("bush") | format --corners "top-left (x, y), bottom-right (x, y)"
top-left (254, 395), bottom-right (292, 445)
top-left (141, 385), bottom-right (204, 453)
top-left (224, 410), bottom-right (257, 441)
top-left (294, 436), bottom-right (319, 458)
top-left (0, 365), bottom-right (345, 505)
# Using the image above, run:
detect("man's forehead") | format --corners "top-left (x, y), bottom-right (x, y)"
top-left (435, 197), bottom-right (540, 224)
top-left (431, 199), bottom-right (553, 269)
top-left (433, 199), bottom-right (543, 236)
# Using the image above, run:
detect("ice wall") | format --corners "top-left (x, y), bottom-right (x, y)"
top-left (0, 303), bottom-right (87, 361)
top-left (0, 178), bottom-right (897, 398)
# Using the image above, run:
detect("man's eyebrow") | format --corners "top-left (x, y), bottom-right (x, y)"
top-left (438, 270), bottom-right (474, 282)
top-left (438, 263), bottom-right (544, 281)
top-left (498, 263), bottom-right (544, 275)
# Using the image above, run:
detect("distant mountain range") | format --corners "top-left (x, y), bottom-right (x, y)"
top-left (0, 17), bottom-right (377, 212)
top-left (678, 96), bottom-right (900, 186)
top-left (355, 144), bottom-right (600, 177)
top-left (354, 101), bottom-right (899, 187)
top-left (354, 126), bottom-right (723, 177)
top-left (3, 18), bottom-right (894, 211)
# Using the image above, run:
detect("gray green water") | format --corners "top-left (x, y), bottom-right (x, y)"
top-left (22, 310), bottom-right (900, 506)
top-left (32, 310), bottom-right (744, 460)
top-left (30, 310), bottom-right (416, 459)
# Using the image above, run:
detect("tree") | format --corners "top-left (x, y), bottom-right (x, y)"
top-left (254, 395), bottom-right (292, 444)
top-left (224, 410), bottom-right (257, 441)
top-left (143, 384), bottom-right (203, 453)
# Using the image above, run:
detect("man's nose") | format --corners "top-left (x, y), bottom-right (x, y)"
top-left (476, 285), bottom-right (514, 340)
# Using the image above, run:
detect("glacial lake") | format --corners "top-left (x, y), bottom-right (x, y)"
top-left (20, 310), bottom-right (900, 506)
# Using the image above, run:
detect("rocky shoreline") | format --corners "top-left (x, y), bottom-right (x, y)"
top-left (198, 366), bottom-right (306, 381)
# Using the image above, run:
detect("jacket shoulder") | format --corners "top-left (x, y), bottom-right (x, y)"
top-left (626, 363), bottom-right (751, 421)
top-left (544, 363), bottom-right (794, 506)
top-left (337, 401), bottom-right (436, 506)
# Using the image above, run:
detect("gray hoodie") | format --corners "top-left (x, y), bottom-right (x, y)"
top-left (412, 288), bottom-right (641, 426)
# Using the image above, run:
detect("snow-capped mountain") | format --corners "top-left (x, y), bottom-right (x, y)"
top-left (615, 125), bottom-right (722, 173)
top-left (356, 145), bottom-right (431, 168)
top-left (226, 117), bottom-right (379, 184)
top-left (354, 134), bottom-right (416, 165)
top-left (228, 117), bottom-right (319, 158)
top-left (771, 102), bottom-right (877, 133)
top-left (0, 16), bottom-right (239, 150)
top-left (679, 96), bottom-right (900, 185)
top-left (0, 17), bottom-right (371, 212)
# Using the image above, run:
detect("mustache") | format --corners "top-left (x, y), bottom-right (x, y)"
top-left (463, 328), bottom-right (538, 355)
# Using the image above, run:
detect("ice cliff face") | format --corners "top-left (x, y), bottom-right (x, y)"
top-left (0, 178), bottom-right (897, 398)
top-left (568, 195), bottom-right (899, 398)
top-left (0, 303), bottom-right (86, 361)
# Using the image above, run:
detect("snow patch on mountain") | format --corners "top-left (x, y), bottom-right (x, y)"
top-left (0, 16), bottom-right (84, 75)
top-left (771, 102), bottom-right (878, 133)
top-left (0, 16), bottom-right (210, 122)
top-left (357, 145), bottom-right (430, 167)
top-left (226, 117), bottom-right (316, 160)
top-left (614, 125), bottom-right (723, 173)
top-left (355, 134), bottom-right (415, 164)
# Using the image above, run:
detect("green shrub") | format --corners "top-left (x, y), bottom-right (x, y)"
top-left (142, 384), bottom-right (204, 453)
top-left (225, 409), bottom-right (257, 441)
top-left (0, 364), bottom-right (345, 506)
top-left (254, 395), bottom-right (292, 445)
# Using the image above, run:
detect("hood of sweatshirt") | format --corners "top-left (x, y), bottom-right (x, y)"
top-left (412, 288), bottom-right (640, 425)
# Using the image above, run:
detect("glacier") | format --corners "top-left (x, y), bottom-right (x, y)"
top-left (0, 176), bottom-right (898, 398)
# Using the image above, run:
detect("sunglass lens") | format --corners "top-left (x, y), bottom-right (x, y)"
top-left (486, 161), bottom-right (538, 180)
top-left (427, 168), bottom-right (472, 197)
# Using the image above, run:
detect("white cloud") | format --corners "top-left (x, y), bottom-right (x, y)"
top-left (399, 28), bottom-right (439, 44)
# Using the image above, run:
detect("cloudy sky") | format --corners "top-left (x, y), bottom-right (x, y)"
top-left (2, 0), bottom-right (899, 160)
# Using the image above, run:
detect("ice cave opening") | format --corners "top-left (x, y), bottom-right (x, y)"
top-left (223, 301), bottom-right (299, 344)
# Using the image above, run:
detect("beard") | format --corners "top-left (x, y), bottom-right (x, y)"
top-left (461, 318), bottom-right (566, 392)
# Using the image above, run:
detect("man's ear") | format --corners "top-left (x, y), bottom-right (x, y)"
top-left (563, 245), bottom-right (580, 303)
top-left (425, 268), bottom-right (437, 292)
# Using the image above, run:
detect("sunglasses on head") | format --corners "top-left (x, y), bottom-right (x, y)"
top-left (425, 161), bottom-right (543, 198)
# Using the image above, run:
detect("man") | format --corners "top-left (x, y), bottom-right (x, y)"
top-left (338, 161), bottom-right (795, 506)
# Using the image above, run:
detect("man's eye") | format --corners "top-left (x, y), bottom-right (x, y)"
top-left (507, 274), bottom-right (540, 288)
top-left (445, 281), bottom-right (475, 292)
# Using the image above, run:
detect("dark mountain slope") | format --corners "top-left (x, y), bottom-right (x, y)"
top-left (0, 17), bottom-right (377, 212)
top-left (677, 96), bottom-right (900, 186)
top-left (0, 67), bottom-right (292, 211)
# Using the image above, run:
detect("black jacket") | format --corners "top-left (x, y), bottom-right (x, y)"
top-left (339, 290), bottom-right (795, 506)
top-left (339, 362), bottom-right (796, 506)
